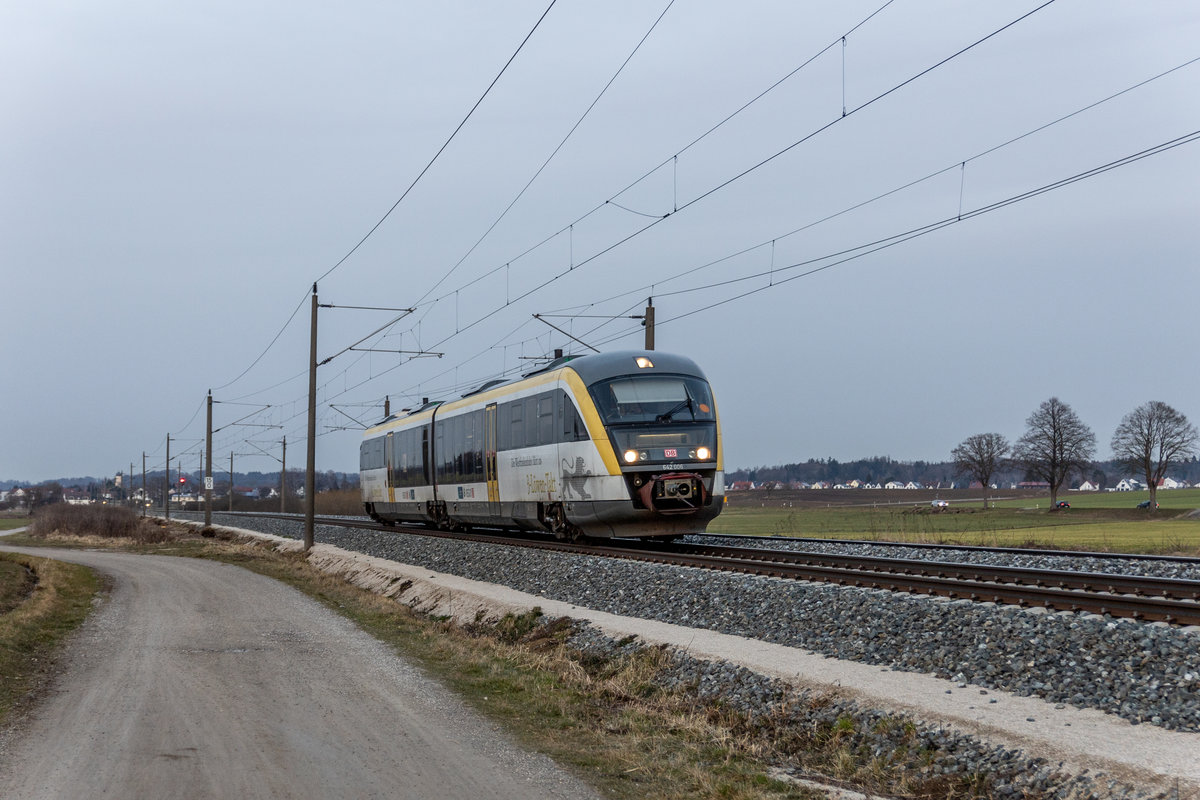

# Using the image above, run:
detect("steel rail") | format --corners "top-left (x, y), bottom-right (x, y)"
top-left (692, 531), bottom-right (1200, 565)
top-left (669, 544), bottom-right (1200, 601)
top-left (201, 511), bottom-right (1200, 625)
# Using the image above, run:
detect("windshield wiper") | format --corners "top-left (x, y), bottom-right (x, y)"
top-left (656, 392), bottom-right (694, 423)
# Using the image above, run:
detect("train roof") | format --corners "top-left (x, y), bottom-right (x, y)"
top-left (366, 350), bottom-right (708, 433)
top-left (559, 350), bottom-right (708, 386)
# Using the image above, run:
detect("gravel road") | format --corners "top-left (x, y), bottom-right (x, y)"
top-left (0, 546), bottom-right (599, 800)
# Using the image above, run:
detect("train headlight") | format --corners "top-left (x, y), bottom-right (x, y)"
top-left (696, 446), bottom-right (711, 460)
top-left (623, 449), bottom-right (638, 464)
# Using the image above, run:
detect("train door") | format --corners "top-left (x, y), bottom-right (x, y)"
top-left (484, 403), bottom-right (500, 517)
top-left (385, 431), bottom-right (395, 504)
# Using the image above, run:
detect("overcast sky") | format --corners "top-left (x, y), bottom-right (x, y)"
top-left (3, 0), bottom-right (1198, 483)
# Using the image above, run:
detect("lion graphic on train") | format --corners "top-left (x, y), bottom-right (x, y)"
top-left (561, 457), bottom-right (593, 500)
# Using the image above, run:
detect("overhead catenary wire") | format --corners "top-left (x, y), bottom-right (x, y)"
top-left (410, 0), bottom-right (680, 312)
top-left (631, 128), bottom-right (1200, 335)
top-left (398, 0), bottom-right (907, 328)
top-left (183, 0), bottom-right (560, 428)
top-left (157, 3), bottom-right (1192, 470)
top-left (333, 0), bottom-right (1062, 379)
top-left (343, 124), bottom-right (1200, 404)
top-left (562, 53), bottom-right (1200, 315)
top-left (296, 0), bottom-right (909, 403)
top-left (312, 0), bottom-right (559, 288)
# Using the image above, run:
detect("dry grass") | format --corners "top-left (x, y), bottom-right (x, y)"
top-left (315, 488), bottom-right (367, 515)
top-left (0, 552), bottom-right (101, 721)
top-left (27, 504), bottom-right (174, 543)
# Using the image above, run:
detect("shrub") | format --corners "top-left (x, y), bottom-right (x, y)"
top-left (28, 504), bottom-right (169, 543)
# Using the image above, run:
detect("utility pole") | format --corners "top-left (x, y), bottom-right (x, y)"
top-left (296, 292), bottom-right (416, 548)
top-left (142, 452), bottom-right (146, 517)
top-left (304, 283), bottom-right (318, 551)
top-left (164, 434), bottom-right (171, 520)
top-left (643, 297), bottom-right (655, 351)
top-left (205, 390), bottom-right (213, 527)
top-left (280, 436), bottom-right (287, 514)
top-left (229, 451), bottom-right (234, 512)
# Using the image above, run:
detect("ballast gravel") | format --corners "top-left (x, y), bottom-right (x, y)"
top-left (187, 513), bottom-right (1200, 736)
top-left (567, 624), bottom-right (1130, 800)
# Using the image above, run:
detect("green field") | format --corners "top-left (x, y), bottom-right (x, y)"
top-left (709, 488), bottom-right (1200, 554)
top-left (990, 487), bottom-right (1200, 510)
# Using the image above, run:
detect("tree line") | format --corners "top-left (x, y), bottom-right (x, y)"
top-left (954, 399), bottom-right (1198, 508)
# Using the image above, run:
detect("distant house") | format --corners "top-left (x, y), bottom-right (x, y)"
top-left (904, 482), bottom-right (922, 490)
top-left (1017, 481), bottom-right (1051, 490)
top-left (810, 481), bottom-right (831, 490)
top-left (1114, 479), bottom-right (1142, 491)
top-left (1076, 480), bottom-right (1100, 492)
top-left (789, 481), bottom-right (810, 490)
top-left (1159, 477), bottom-right (1185, 490)
top-left (884, 481), bottom-right (905, 490)
top-left (729, 481), bottom-right (754, 491)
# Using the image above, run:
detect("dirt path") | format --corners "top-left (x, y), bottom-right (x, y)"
top-left (0, 546), bottom-right (599, 800)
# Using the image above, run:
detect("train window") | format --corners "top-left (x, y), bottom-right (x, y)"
top-left (497, 402), bottom-right (510, 451)
top-left (435, 423), bottom-right (447, 482)
top-left (360, 437), bottom-right (386, 471)
top-left (509, 400), bottom-right (524, 451)
top-left (386, 434), bottom-right (397, 486)
top-left (420, 425), bottom-right (430, 484)
top-left (434, 412), bottom-right (487, 484)
top-left (589, 375), bottom-right (715, 425)
top-left (536, 393), bottom-right (554, 446)
top-left (474, 410), bottom-right (485, 478)
top-left (451, 414), bottom-right (465, 482)
top-left (493, 390), bottom-right (585, 452)
top-left (523, 397), bottom-right (537, 448)
top-left (560, 391), bottom-right (588, 442)
top-left (390, 425), bottom-right (428, 488)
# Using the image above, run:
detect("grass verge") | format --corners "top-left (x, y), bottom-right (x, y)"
top-left (0, 551), bottom-right (102, 722)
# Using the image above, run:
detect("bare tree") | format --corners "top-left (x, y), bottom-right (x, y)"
top-left (951, 433), bottom-right (1009, 508)
top-left (1012, 397), bottom-right (1095, 507)
top-left (1111, 401), bottom-right (1199, 509)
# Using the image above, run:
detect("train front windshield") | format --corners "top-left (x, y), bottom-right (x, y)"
top-left (588, 374), bottom-right (717, 464)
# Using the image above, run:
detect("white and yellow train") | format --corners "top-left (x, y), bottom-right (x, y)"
top-left (360, 350), bottom-right (724, 539)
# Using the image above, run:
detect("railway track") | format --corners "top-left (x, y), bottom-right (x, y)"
top-left (203, 511), bottom-right (1200, 626)
top-left (691, 531), bottom-right (1200, 566)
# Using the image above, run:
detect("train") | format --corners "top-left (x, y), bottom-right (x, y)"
top-left (360, 350), bottom-right (724, 539)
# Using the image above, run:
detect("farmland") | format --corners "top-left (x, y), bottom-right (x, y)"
top-left (710, 487), bottom-right (1200, 554)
